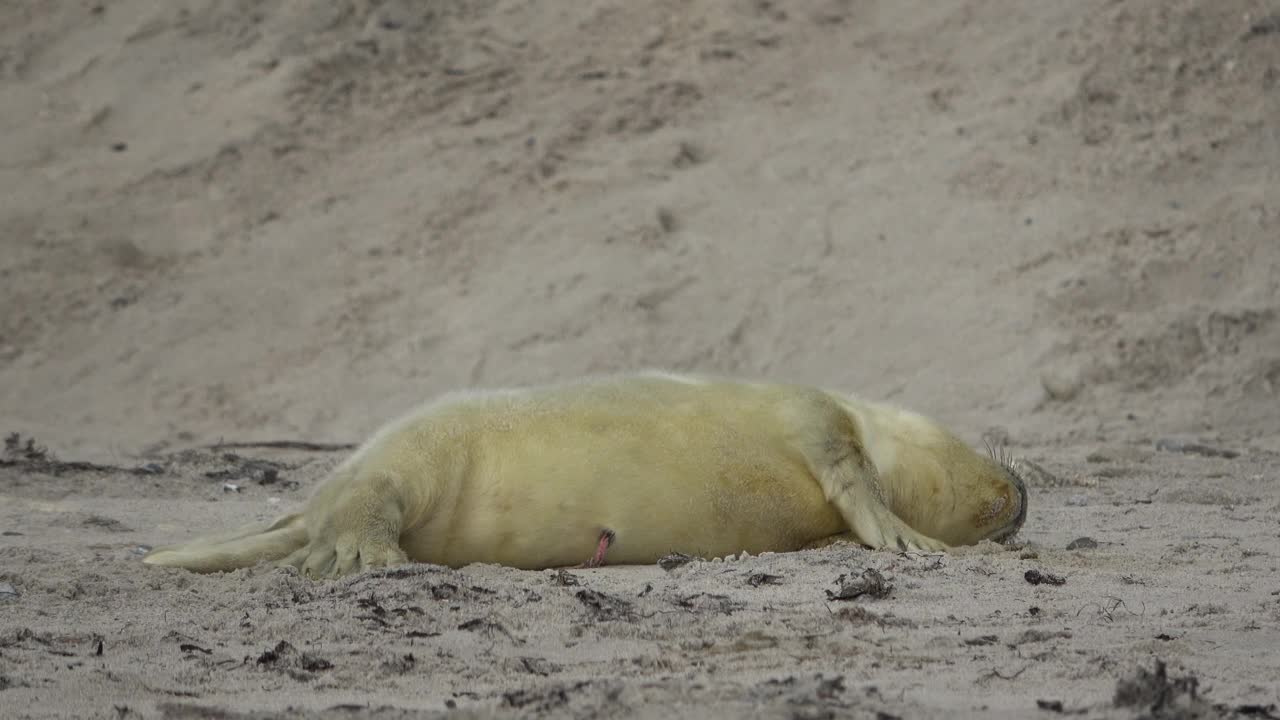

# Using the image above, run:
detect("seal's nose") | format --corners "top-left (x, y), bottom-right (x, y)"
top-left (1002, 469), bottom-right (1029, 542)
top-left (1016, 475), bottom-right (1028, 516)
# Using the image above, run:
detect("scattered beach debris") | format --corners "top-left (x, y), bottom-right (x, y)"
top-left (674, 593), bottom-right (745, 615)
top-left (574, 589), bottom-right (635, 621)
top-left (1112, 659), bottom-right (1211, 718)
top-left (2, 432), bottom-right (163, 477)
top-left (254, 640), bottom-right (333, 678)
top-left (1025, 569), bottom-right (1067, 586)
top-left (826, 568), bottom-right (893, 601)
top-left (658, 552), bottom-right (698, 571)
top-left (551, 569), bottom-right (580, 586)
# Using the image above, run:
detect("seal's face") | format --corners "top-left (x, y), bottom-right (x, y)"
top-left (975, 441), bottom-right (1029, 544)
top-left (888, 439), bottom-right (1029, 547)
top-left (977, 461), bottom-right (1028, 544)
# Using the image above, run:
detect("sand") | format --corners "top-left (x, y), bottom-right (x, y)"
top-left (1, 0), bottom-right (1278, 717)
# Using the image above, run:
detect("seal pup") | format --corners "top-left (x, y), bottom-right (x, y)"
top-left (143, 371), bottom-right (1028, 579)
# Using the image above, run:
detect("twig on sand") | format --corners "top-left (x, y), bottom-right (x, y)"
top-left (1154, 438), bottom-right (1239, 459)
top-left (202, 440), bottom-right (358, 452)
top-left (980, 665), bottom-right (1029, 682)
top-left (1075, 596), bottom-right (1145, 623)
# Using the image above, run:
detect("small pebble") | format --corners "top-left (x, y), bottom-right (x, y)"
top-left (1040, 369), bottom-right (1082, 402)
top-left (222, 482), bottom-right (241, 493)
top-left (0, 582), bottom-right (18, 600)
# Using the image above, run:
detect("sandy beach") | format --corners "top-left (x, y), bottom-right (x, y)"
top-left (2, 1), bottom-right (1278, 717)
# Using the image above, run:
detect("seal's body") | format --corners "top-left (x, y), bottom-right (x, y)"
top-left (144, 372), bottom-right (1027, 579)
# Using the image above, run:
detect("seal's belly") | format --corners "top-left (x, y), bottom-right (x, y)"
top-left (401, 396), bottom-right (847, 569)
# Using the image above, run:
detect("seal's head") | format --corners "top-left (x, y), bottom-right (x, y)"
top-left (873, 420), bottom-right (1029, 548)
top-left (969, 439), bottom-right (1029, 544)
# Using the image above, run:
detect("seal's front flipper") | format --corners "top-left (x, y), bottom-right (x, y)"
top-left (818, 453), bottom-right (948, 552)
top-left (786, 393), bottom-right (949, 553)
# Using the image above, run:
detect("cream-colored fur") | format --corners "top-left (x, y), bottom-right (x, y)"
top-left (143, 372), bottom-right (1027, 579)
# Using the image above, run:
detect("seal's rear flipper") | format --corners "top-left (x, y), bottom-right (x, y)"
top-left (142, 513), bottom-right (307, 574)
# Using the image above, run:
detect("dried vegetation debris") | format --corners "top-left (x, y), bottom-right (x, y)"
top-left (1, 432), bottom-right (163, 477)
top-left (826, 568), bottom-right (894, 601)
top-left (1112, 658), bottom-right (1280, 720)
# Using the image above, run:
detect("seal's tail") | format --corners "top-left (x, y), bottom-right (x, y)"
top-left (142, 512), bottom-right (307, 573)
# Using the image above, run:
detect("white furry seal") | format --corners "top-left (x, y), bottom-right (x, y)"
top-left (143, 372), bottom-right (1027, 579)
